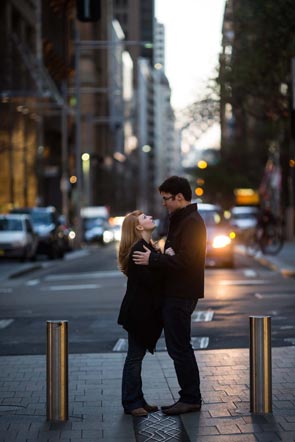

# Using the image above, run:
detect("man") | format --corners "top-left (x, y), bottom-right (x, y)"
top-left (133, 176), bottom-right (206, 415)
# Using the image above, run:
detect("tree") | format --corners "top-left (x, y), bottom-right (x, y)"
top-left (219, 0), bottom-right (295, 201)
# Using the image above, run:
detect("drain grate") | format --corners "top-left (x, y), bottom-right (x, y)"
top-left (134, 411), bottom-right (190, 442)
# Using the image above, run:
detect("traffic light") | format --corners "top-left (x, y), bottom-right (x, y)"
top-left (76, 0), bottom-right (101, 22)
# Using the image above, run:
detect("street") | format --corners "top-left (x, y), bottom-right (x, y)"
top-left (0, 242), bottom-right (294, 356)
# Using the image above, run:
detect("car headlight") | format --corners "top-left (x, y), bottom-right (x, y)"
top-left (212, 235), bottom-right (231, 248)
top-left (69, 231), bottom-right (76, 240)
top-left (103, 230), bottom-right (113, 243)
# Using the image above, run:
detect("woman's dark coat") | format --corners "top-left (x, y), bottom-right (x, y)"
top-left (118, 239), bottom-right (163, 353)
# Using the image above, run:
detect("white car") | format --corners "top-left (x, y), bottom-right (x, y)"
top-left (0, 214), bottom-right (38, 261)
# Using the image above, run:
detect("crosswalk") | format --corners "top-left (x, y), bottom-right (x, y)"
top-left (113, 336), bottom-right (210, 352)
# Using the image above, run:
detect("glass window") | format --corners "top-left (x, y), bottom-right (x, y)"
top-left (0, 219), bottom-right (23, 231)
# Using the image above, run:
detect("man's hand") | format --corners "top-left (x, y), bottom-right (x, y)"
top-left (132, 245), bottom-right (151, 265)
top-left (165, 247), bottom-right (175, 256)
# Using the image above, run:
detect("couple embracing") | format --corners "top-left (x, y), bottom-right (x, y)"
top-left (117, 176), bottom-right (207, 417)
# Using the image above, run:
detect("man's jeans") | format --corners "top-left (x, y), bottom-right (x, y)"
top-left (122, 333), bottom-right (146, 412)
top-left (163, 297), bottom-right (201, 404)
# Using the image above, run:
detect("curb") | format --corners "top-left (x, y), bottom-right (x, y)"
top-left (255, 255), bottom-right (295, 277)
top-left (8, 264), bottom-right (44, 279)
top-left (235, 244), bottom-right (295, 277)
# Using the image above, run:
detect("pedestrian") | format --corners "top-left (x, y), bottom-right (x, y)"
top-left (117, 210), bottom-right (163, 417)
top-left (133, 176), bottom-right (207, 415)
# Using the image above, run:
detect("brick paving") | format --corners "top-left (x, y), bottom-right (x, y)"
top-left (0, 347), bottom-right (294, 441)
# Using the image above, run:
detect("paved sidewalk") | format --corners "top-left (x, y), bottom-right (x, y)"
top-left (253, 241), bottom-right (295, 277)
top-left (235, 240), bottom-right (295, 277)
top-left (0, 347), bottom-right (294, 441)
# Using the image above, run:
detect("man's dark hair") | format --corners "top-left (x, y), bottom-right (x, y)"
top-left (159, 176), bottom-right (192, 201)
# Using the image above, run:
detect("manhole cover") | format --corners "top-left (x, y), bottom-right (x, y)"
top-left (134, 411), bottom-right (190, 441)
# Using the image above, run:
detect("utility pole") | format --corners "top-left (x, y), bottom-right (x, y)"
top-left (61, 1), bottom-right (70, 224)
top-left (35, 0), bottom-right (44, 206)
top-left (286, 58), bottom-right (295, 240)
top-left (74, 26), bottom-right (83, 247)
top-left (61, 81), bottom-right (69, 224)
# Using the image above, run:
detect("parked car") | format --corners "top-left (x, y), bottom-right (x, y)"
top-left (0, 214), bottom-right (38, 261)
top-left (229, 206), bottom-right (259, 242)
top-left (198, 203), bottom-right (235, 268)
top-left (10, 207), bottom-right (66, 259)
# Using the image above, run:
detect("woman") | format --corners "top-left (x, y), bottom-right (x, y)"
top-left (118, 210), bottom-right (163, 417)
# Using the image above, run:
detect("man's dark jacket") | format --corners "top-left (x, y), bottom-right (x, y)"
top-left (118, 239), bottom-right (163, 353)
top-left (149, 203), bottom-right (206, 299)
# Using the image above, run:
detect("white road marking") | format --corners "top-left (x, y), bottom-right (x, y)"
top-left (26, 279), bottom-right (40, 286)
top-left (42, 284), bottom-right (102, 291)
top-left (219, 280), bottom-right (268, 286)
top-left (192, 311), bottom-right (214, 322)
top-left (0, 319), bottom-right (14, 329)
top-left (255, 293), bottom-right (292, 299)
top-left (64, 250), bottom-right (89, 260)
top-left (113, 338), bottom-right (126, 352)
top-left (44, 270), bottom-right (121, 282)
top-left (113, 336), bottom-right (209, 352)
top-left (244, 269), bottom-right (257, 277)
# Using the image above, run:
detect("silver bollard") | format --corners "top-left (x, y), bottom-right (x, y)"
top-left (249, 316), bottom-right (272, 413)
top-left (46, 320), bottom-right (69, 422)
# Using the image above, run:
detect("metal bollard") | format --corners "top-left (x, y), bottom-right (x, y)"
top-left (249, 316), bottom-right (272, 413)
top-left (46, 320), bottom-right (69, 422)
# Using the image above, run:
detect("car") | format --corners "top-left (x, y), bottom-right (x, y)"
top-left (197, 203), bottom-right (235, 268)
top-left (58, 215), bottom-right (76, 251)
top-left (83, 216), bottom-right (114, 244)
top-left (229, 206), bottom-right (259, 242)
top-left (10, 207), bottom-right (66, 259)
top-left (0, 214), bottom-right (38, 261)
top-left (109, 216), bottom-right (125, 241)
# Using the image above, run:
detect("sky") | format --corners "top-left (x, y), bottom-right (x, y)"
top-left (155, 0), bottom-right (226, 110)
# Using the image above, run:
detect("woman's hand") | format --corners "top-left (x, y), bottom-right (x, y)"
top-left (165, 247), bottom-right (175, 256)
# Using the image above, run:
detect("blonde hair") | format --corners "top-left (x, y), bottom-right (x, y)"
top-left (118, 210), bottom-right (143, 275)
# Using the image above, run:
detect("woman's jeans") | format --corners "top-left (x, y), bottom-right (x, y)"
top-left (122, 333), bottom-right (146, 412)
top-left (163, 297), bottom-right (201, 404)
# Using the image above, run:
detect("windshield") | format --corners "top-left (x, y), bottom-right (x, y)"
top-left (84, 217), bottom-right (106, 229)
top-left (0, 218), bottom-right (23, 231)
top-left (199, 210), bottom-right (222, 226)
top-left (233, 213), bottom-right (257, 220)
top-left (31, 212), bottom-right (53, 225)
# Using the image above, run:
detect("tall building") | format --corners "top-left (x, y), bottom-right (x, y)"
top-left (113, 0), bottom-right (156, 212)
top-left (154, 19), bottom-right (165, 71)
top-left (0, 0), bottom-right (75, 213)
top-left (153, 19), bottom-right (179, 215)
top-left (219, 0), bottom-right (295, 238)
top-left (113, 0), bottom-right (154, 82)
